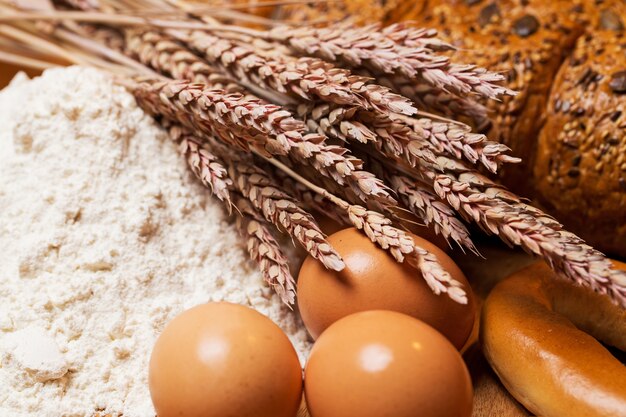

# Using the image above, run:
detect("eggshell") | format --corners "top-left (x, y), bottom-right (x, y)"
top-left (149, 302), bottom-right (303, 417)
top-left (297, 228), bottom-right (476, 348)
top-left (304, 310), bottom-right (473, 417)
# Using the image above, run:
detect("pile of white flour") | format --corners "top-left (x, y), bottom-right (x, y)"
top-left (0, 67), bottom-right (311, 417)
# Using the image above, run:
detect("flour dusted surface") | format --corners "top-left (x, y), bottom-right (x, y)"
top-left (0, 67), bottom-right (311, 417)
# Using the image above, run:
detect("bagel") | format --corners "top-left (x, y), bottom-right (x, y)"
top-left (481, 261), bottom-right (626, 417)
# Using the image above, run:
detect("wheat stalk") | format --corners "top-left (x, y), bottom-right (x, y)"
top-left (263, 155), bottom-right (468, 304)
top-left (125, 30), bottom-right (245, 93)
top-left (389, 174), bottom-right (476, 253)
top-left (266, 23), bottom-right (513, 100)
top-left (166, 122), bottom-right (233, 205)
top-left (431, 165), bottom-right (626, 307)
top-left (234, 195), bottom-right (296, 305)
top-left (165, 120), bottom-right (298, 304)
top-left (176, 30), bottom-right (417, 116)
top-left (390, 113), bottom-right (520, 173)
top-left (203, 140), bottom-right (346, 272)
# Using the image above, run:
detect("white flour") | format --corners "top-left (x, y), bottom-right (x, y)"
top-left (0, 67), bottom-right (311, 417)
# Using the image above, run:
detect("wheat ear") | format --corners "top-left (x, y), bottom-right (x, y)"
top-left (379, 75), bottom-right (490, 124)
top-left (132, 79), bottom-right (396, 207)
top-left (234, 195), bottom-right (296, 306)
top-left (175, 30), bottom-right (417, 116)
top-left (431, 165), bottom-right (626, 308)
top-left (133, 78), bottom-right (303, 154)
top-left (267, 23), bottom-right (513, 100)
top-left (200, 140), bottom-right (346, 272)
top-left (295, 102), bottom-right (377, 144)
top-left (390, 113), bottom-right (520, 173)
top-left (165, 120), bottom-right (297, 304)
top-left (166, 122), bottom-right (232, 205)
top-left (125, 30), bottom-right (244, 93)
top-left (262, 155), bottom-right (468, 304)
top-left (389, 174), bottom-right (476, 253)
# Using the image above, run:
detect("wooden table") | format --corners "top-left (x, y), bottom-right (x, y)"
top-left (454, 242), bottom-right (535, 417)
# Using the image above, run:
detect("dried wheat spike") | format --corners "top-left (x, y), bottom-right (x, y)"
top-left (229, 160), bottom-right (346, 272)
top-left (132, 79), bottom-right (301, 154)
top-left (354, 149), bottom-right (475, 252)
top-left (133, 79), bottom-right (395, 207)
top-left (234, 196), bottom-right (296, 305)
top-left (380, 24), bottom-right (455, 52)
top-left (283, 132), bottom-right (397, 207)
top-left (166, 122), bottom-right (297, 304)
top-left (274, 165), bottom-right (352, 226)
top-left (391, 113), bottom-right (520, 173)
top-left (267, 23), bottom-right (513, 101)
top-left (389, 174), bottom-right (476, 253)
top-left (206, 141), bottom-right (345, 272)
top-left (125, 30), bottom-right (244, 94)
top-left (357, 111), bottom-right (438, 168)
top-left (79, 25), bottom-right (124, 51)
top-left (170, 125), bottom-right (295, 304)
top-left (346, 204), bottom-right (467, 304)
top-left (166, 123), bottom-right (232, 205)
top-left (56, 0), bottom-right (100, 11)
top-left (432, 168), bottom-right (626, 308)
top-left (180, 30), bottom-right (416, 116)
top-left (296, 102), bottom-right (377, 144)
top-left (378, 75), bottom-right (490, 124)
top-left (355, 107), bottom-right (517, 175)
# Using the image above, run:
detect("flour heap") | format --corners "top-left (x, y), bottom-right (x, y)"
top-left (0, 67), bottom-right (311, 417)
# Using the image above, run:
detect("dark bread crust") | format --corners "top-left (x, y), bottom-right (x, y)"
top-left (534, 31), bottom-right (626, 257)
top-left (581, 0), bottom-right (626, 32)
top-left (280, 0), bottom-right (626, 257)
top-left (405, 0), bottom-right (586, 195)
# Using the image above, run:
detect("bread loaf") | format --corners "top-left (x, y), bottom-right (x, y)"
top-left (580, 0), bottom-right (626, 32)
top-left (534, 31), bottom-right (626, 257)
top-left (280, 0), bottom-right (626, 257)
top-left (274, 0), bottom-right (414, 26)
top-left (402, 0), bottom-right (586, 195)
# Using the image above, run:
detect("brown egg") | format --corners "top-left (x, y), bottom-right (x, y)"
top-left (304, 311), bottom-right (473, 417)
top-left (297, 228), bottom-right (476, 349)
top-left (149, 302), bottom-right (303, 417)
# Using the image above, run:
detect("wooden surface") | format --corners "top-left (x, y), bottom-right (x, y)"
top-left (0, 62), bottom-right (44, 88)
top-left (454, 242), bottom-right (536, 417)
top-left (465, 344), bottom-right (531, 417)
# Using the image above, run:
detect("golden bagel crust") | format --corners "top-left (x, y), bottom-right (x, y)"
top-left (481, 261), bottom-right (626, 417)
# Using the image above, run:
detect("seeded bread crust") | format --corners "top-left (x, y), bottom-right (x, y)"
top-left (534, 31), bottom-right (626, 258)
top-left (581, 0), bottom-right (626, 32)
top-left (276, 0), bottom-right (414, 26)
top-left (404, 0), bottom-right (586, 195)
